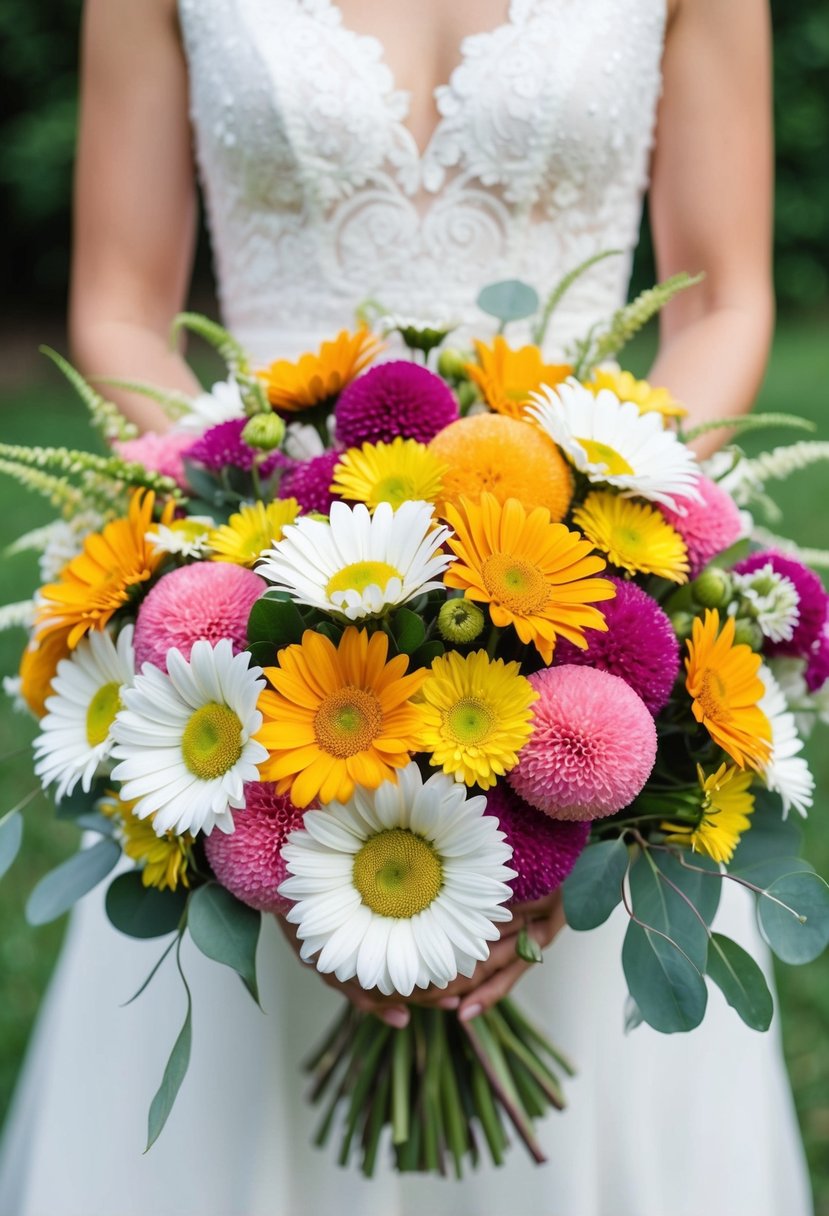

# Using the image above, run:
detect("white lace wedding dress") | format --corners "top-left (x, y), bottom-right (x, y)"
top-left (0, 2), bottom-right (814, 1213)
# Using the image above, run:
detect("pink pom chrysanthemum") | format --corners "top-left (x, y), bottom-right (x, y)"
top-left (183, 418), bottom-right (288, 476)
top-left (734, 550), bottom-right (829, 690)
top-left (555, 577), bottom-right (679, 715)
top-left (134, 562), bottom-right (265, 671)
top-left (508, 665), bottom-right (657, 821)
top-left (485, 783), bottom-right (590, 904)
top-left (659, 475), bottom-right (742, 578)
top-left (334, 361), bottom-right (458, 448)
top-left (806, 620), bottom-right (829, 692)
top-left (114, 432), bottom-right (194, 490)
top-left (278, 450), bottom-right (342, 515)
top-left (204, 782), bottom-right (308, 914)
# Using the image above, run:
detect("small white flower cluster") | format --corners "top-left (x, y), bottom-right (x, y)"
top-left (731, 563), bottom-right (800, 644)
top-left (174, 378), bottom-right (246, 435)
top-left (38, 509), bottom-right (107, 584)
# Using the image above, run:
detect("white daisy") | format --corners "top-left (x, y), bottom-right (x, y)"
top-left (758, 663), bottom-right (814, 818)
top-left (526, 378), bottom-right (701, 510)
top-left (33, 626), bottom-right (136, 801)
top-left (257, 500), bottom-right (454, 621)
top-left (770, 656), bottom-right (829, 739)
top-left (110, 639), bottom-right (268, 837)
top-left (146, 516), bottom-right (215, 558)
top-left (175, 378), bottom-right (246, 434)
top-left (731, 563), bottom-right (800, 643)
top-left (283, 420), bottom-right (329, 461)
top-left (280, 763), bottom-right (515, 996)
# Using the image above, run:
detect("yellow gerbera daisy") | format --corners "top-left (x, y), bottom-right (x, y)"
top-left (102, 794), bottom-right (194, 891)
top-left (330, 437), bottom-right (447, 510)
top-left (257, 627), bottom-right (427, 807)
top-left (466, 337), bottom-right (572, 419)
top-left (685, 609), bottom-right (772, 769)
top-left (572, 491), bottom-right (689, 583)
top-left (587, 369), bottom-right (686, 421)
top-left (36, 490), bottom-right (175, 649)
top-left (663, 763), bottom-right (755, 864)
top-left (443, 493), bottom-right (616, 665)
top-left (209, 499), bottom-right (300, 567)
top-left (258, 328), bottom-right (383, 413)
top-left (419, 649), bottom-right (537, 788)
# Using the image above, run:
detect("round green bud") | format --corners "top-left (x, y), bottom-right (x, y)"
top-left (691, 567), bottom-right (733, 610)
top-left (732, 617), bottom-right (764, 651)
top-left (437, 599), bottom-right (486, 644)
top-left (242, 412), bottom-right (286, 452)
top-left (669, 611), bottom-right (696, 642)
top-left (457, 381), bottom-right (481, 413)
top-left (437, 347), bottom-right (472, 383)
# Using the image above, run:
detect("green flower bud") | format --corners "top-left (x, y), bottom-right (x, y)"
top-left (732, 617), bottom-right (764, 651)
top-left (669, 611), bottom-right (696, 641)
top-left (457, 381), bottom-right (481, 413)
top-left (437, 347), bottom-right (472, 383)
top-left (241, 412), bottom-right (286, 452)
top-left (691, 567), bottom-right (733, 610)
top-left (438, 599), bottom-right (486, 644)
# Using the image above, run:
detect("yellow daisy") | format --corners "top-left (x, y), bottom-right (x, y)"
top-left (210, 499), bottom-right (300, 567)
top-left (101, 794), bottom-right (194, 891)
top-left (443, 493), bottom-right (616, 665)
top-left (330, 437), bottom-right (448, 510)
top-left (36, 490), bottom-right (175, 649)
top-left (685, 609), bottom-right (772, 770)
top-left (419, 649), bottom-right (537, 788)
top-left (466, 337), bottom-right (572, 419)
top-left (257, 627), bottom-right (427, 807)
top-left (663, 763), bottom-right (755, 864)
top-left (587, 369), bottom-right (686, 421)
top-left (258, 328), bottom-right (383, 413)
top-left (572, 491), bottom-right (689, 583)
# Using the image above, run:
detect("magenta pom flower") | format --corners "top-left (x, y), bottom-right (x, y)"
top-left (134, 563), bottom-right (265, 671)
top-left (806, 618), bottom-right (829, 692)
top-left (114, 432), bottom-right (194, 490)
top-left (734, 550), bottom-right (829, 684)
top-left (183, 418), bottom-right (287, 476)
top-left (334, 361), bottom-right (458, 448)
top-left (508, 665), bottom-right (657, 821)
top-left (659, 475), bottom-right (742, 577)
top-left (554, 577), bottom-right (679, 714)
top-left (485, 784), bottom-right (590, 904)
top-left (204, 782), bottom-right (309, 914)
top-left (278, 450), bottom-right (342, 515)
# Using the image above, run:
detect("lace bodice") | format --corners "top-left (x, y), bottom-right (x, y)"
top-left (177, 0), bottom-right (666, 362)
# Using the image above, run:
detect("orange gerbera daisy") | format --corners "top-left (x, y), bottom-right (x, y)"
top-left (443, 493), bottom-right (616, 664)
top-left (36, 490), bottom-right (175, 649)
top-left (258, 328), bottom-right (383, 413)
top-left (257, 627), bottom-right (427, 807)
top-left (429, 413), bottom-right (573, 521)
top-left (466, 337), bottom-right (571, 419)
top-left (19, 626), bottom-right (72, 718)
top-left (685, 609), bottom-right (772, 769)
top-left (587, 369), bottom-right (686, 422)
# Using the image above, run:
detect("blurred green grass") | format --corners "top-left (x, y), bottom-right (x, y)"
top-left (0, 323), bottom-right (828, 1207)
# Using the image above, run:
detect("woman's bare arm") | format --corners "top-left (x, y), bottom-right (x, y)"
top-left (648, 0), bottom-right (774, 458)
top-left (69, 0), bottom-right (200, 432)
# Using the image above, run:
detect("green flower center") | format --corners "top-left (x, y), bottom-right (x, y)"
top-left (577, 438), bottom-right (634, 477)
top-left (181, 702), bottom-right (243, 780)
top-left (446, 697), bottom-right (495, 746)
top-left (326, 560), bottom-right (402, 598)
top-left (85, 681), bottom-right (122, 747)
top-left (314, 686), bottom-right (383, 758)
top-left (373, 475), bottom-right (414, 508)
top-left (352, 828), bottom-right (443, 918)
top-left (481, 553), bottom-right (549, 614)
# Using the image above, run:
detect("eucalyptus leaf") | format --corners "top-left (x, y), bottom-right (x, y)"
top-left (622, 921), bottom-right (708, 1033)
top-left (75, 811), bottom-right (118, 836)
top-left (106, 871), bottom-right (188, 939)
top-left (757, 871), bottom-right (829, 965)
top-left (626, 851), bottom-right (717, 971)
top-left (730, 790), bottom-right (802, 870)
top-left (562, 838), bottom-right (629, 930)
top-left (706, 933), bottom-right (773, 1031)
top-left (146, 944), bottom-right (192, 1150)
top-left (188, 883), bottom-right (262, 1003)
top-left (732, 855), bottom-right (814, 891)
top-left (623, 994), bottom-right (644, 1034)
top-left (0, 812), bottom-right (23, 880)
top-left (26, 838), bottom-right (121, 925)
top-left (247, 594), bottom-right (305, 648)
top-left (391, 608), bottom-right (426, 655)
top-left (477, 280), bottom-right (540, 325)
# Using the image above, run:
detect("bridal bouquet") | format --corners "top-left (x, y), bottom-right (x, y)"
top-left (2, 263), bottom-right (828, 1175)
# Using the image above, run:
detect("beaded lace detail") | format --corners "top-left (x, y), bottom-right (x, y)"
top-left (178, 0), bottom-right (666, 361)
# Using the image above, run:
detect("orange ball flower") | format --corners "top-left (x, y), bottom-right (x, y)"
top-left (429, 413), bottom-right (573, 521)
top-left (466, 337), bottom-right (571, 419)
top-left (258, 328), bottom-right (383, 413)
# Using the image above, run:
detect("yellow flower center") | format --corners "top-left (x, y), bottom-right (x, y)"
top-left (314, 686), bottom-right (383, 758)
top-left (85, 681), bottom-right (122, 747)
top-left (352, 828), bottom-right (443, 918)
top-left (373, 475), bottom-right (414, 508)
top-left (326, 560), bottom-right (402, 598)
top-left (181, 702), bottom-right (244, 779)
top-left (696, 669), bottom-right (731, 722)
top-left (481, 553), bottom-right (549, 614)
top-left (577, 438), bottom-right (634, 476)
top-left (446, 697), bottom-right (495, 746)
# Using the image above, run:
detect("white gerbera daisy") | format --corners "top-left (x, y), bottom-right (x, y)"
top-left (257, 500), bottom-right (454, 621)
top-left (526, 378), bottom-right (701, 510)
top-left (732, 563), bottom-right (800, 643)
top-left (175, 378), bottom-right (246, 434)
top-left (33, 626), bottom-right (136, 801)
top-left (110, 639), bottom-right (268, 836)
top-left (758, 663), bottom-right (815, 818)
top-left (280, 763), bottom-right (515, 996)
top-left (146, 516), bottom-right (215, 558)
